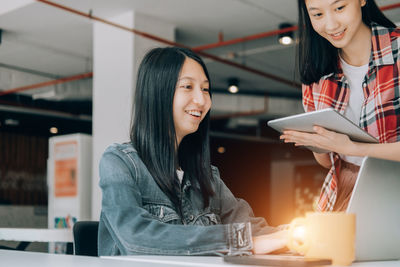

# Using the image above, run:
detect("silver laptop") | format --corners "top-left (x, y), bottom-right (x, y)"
top-left (347, 157), bottom-right (400, 261)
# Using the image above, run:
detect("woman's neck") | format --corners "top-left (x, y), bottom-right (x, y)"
top-left (340, 23), bottom-right (372, 67)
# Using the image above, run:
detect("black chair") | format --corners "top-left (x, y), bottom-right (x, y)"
top-left (73, 221), bottom-right (99, 256)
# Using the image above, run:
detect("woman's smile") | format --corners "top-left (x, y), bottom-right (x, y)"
top-left (328, 28), bottom-right (346, 40)
top-left (185, 109), bottom-right (202, 118)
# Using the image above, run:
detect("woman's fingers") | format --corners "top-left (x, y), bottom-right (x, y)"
top-left (281, 130), bottom-right (316, 146)
top-left (280, 128), bottom-right (335, 150)
top-left (313, 126), bottom-right (324, 135)
top-left (280, 127), bottom-right (356, 155)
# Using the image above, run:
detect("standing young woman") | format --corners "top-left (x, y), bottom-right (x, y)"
top-left (281, 0), bottom-right (400, 211)
top-left (98, 47), bottom-right (286, 256)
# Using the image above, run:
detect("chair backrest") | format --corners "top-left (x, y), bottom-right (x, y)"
top-left (73, 221), bottom-right (99, 257)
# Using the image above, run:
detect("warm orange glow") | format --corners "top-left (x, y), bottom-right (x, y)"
top-left (217, 146), bottom-right (226, 154)
top-left (292, 225), bottom-right (306, 242)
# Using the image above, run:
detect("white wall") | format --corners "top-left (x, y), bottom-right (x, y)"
top-left (0, 0), bottom-right (34, 16)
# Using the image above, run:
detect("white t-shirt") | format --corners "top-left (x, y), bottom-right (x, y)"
top-left (176, 168), bottom-right (184, 184)
top-left (339, 56), bottom-right (368, 166)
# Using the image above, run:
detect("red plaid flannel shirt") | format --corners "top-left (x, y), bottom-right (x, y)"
top-left (302, 24), bottom-right (400, 211)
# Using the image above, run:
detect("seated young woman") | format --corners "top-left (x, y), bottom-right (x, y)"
top-left (98, 47), bottom-right (287, 256)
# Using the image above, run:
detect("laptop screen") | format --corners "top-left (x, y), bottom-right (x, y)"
top-left (346, 157), bottom-right (400, 261)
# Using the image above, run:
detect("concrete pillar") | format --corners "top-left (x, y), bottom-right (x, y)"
top-left (91, 11), bottom-right (175, 220)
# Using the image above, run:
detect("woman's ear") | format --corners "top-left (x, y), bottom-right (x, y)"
top-left (360, 0), bottom-right (367, 7)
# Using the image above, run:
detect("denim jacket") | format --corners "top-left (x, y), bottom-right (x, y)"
top-left (98, 143), bottom-right (276, 256)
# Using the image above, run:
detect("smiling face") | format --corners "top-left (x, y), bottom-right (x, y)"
top-left (305, 0), bottom-right (367, 49)
top-left (173, 57), bottom-right (211, 145)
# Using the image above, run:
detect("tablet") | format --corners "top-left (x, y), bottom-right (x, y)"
top-left (267, 108), bottom-right (378, 153)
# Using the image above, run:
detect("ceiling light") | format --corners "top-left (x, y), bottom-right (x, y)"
top-left (228, 78), bottom-right (239, 94)
top-left (50, 127), bottom-right (58, 134)
top-left (228, 85), bottom-right (239, 94)
top-left (217, 146), bottom-right (226, 154)
top-left (278, 23), bottom-right (294, 46)
top-left (280, 36), bottom-right (293, 45)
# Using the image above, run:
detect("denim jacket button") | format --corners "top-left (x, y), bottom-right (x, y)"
top-left (189, 214), bottom-right (194, 221)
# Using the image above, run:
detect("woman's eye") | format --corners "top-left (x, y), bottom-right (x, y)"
top-left (202, 88), bottom-right (210, 92)
top-left (181, 84), bottom-right (192, 89)
top-left (312, 12), bottom-right (322, 18)
top-left (336, 5), bottom-right (345, 11)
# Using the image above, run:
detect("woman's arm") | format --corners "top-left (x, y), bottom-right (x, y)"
top-left (353, 141), bottom-right (400, 161)
top-left (281, 126), bottom-right (400, 162)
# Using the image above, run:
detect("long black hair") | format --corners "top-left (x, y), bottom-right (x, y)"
top-left (130, 47), bottom-right (214, 208)
top-left (297, 0), bottom-right (396, 85)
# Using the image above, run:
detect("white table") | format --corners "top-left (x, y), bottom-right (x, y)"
top-left (1, 250), bottom-right (399, 267)
top-left (104, 255), bottom-right (400, 267)
top-left (0, 228), bottom-right (73, 242)
top-left (0, 228), bottom-right (73, 251)
top-left (0, 250), bottom-right (164, 267)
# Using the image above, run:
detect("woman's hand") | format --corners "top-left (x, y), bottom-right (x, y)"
top-left (252, 230), bottom-right (288, 255)
top-left (280, 126), bottom-right (357, 155)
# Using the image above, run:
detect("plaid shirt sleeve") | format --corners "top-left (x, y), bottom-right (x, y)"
top-left (302, 83), bottom-right (316, 113)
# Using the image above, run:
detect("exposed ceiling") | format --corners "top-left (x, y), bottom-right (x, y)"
top-left (1, 0), bottom-right (397, 96)
top-left (0, 0), bottom-right (399, 136)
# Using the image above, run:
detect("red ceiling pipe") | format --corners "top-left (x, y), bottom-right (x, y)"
top-left (35, 0), bottom-right (300, 89)
top-left (193, 2), bottom-right (400, 51)
top-left (0, 72), bottom-right (93, 97)
top-left (380, 2), bottom-right (400, 11)
top-left (193, 26), bottom-right (298, 52)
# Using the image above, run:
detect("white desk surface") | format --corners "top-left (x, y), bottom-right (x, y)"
top-left (0, 228), bottom-right (73, 242)
top-left (104, 255), bottom-right (400, 267)
top-left (1, 250), bottom-right (399, 267)
top-left (0, 250), bottom-right (177, 267)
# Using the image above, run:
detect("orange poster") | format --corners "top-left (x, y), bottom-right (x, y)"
top-left (54, 141), bottom-right (78, 197)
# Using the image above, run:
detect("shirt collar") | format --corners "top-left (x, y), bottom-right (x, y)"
top-left (369, 23), bottom-right (395, 68)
